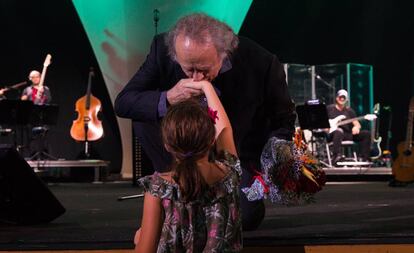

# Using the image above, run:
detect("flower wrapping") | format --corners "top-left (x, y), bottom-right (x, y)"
top-left (242, 130), bottom-right (326, 205)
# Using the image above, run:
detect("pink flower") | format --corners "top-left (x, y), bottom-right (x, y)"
top-left (207, 107), bottom-right (219, 124)
top-left (209, 228), bottom-right (217, 238)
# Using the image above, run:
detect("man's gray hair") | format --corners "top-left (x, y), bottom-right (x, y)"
top-left (166, 13), bottom-right (239, 59)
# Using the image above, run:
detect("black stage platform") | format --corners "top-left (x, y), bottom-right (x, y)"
top-left (1, 178), bottom-right (414, 251)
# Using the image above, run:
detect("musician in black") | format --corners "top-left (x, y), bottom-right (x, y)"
top-left (21, 70), bottom-right (52, 105)
top-left (327, 89), bottom-right (370, 164)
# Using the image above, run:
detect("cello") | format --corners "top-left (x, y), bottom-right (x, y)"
top-left (70, 68), bottom-right (103, 157)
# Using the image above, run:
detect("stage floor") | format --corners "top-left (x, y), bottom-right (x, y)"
top-left (1, 179), bottom-right (414, 251)
top-left (323, 165), bottom-right (392, 175)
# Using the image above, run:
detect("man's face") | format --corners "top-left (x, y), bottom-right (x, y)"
top-left (174, 34), bottom-right (223, 81)
top-left (336, 95), bottom-right (347, 105)
top-left (29, 72), bottom-right (41, 85)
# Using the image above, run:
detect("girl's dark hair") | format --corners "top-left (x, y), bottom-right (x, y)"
top-left (161, 99), bottom-right (215, 202)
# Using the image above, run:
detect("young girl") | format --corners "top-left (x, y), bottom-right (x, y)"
top-left (134, 80), bottom-right (242, 252)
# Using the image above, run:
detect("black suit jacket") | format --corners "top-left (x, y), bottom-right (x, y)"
top-left (115, 34), bottom-right (296, 170)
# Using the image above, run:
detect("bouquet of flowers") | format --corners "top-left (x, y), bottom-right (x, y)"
top-left (242, 130), bottom-right (326, 205)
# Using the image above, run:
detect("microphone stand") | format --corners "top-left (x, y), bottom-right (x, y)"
top-left (313, 73), bottom-right (336, 104)
top-left (153, 9), bottom-right (159, 35)
top-left (83, 68), bottom-right (95, 158)
top-left (315, 74), bottom-right (334, 89)
top-left (307, 72), bottom-right (335, 162)
top-left (117, 194), bottom-right (144, 201)
top-left (118, 9), bottom-right (160, 202)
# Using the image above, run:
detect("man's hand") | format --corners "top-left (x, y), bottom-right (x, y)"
top-left (166, 78), bottom-right (203, 105)
top-left (352, 126), bottom-right (360, 135)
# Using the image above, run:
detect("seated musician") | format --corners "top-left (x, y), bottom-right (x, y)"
top-left (21, 70), bottom-right (53, 158)
top-left (21, 70), bottom-right (52, 105)
top-left (327, 89), bottom-right (371, 164)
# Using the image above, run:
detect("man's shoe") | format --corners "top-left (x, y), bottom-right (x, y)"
top-left (332, 155), bottom-right (343, 166)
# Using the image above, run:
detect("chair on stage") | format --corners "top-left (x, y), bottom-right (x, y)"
top-left (325, 140), bottom-right (359, 167)
top-left (297, 100), bottom-right (372, 167)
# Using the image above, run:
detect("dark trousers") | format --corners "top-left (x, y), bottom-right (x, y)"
top-left (329, 129), bottom-right (371, 160)
top-left (134, 121), bottom-right (265, 231)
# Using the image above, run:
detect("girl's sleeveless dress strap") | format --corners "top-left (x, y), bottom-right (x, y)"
top-left (138, 173), bottom-right (178, 199)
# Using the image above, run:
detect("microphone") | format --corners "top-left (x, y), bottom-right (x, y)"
top-left (314, 73), bottom-right (334, 89)
top-left (153, 9), bottom-right (159, 35)
top-left (153, 9), bottom-right (159, 23)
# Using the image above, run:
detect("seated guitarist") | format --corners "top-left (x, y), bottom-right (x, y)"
top-left (327, 89), bottom-right (371, 164)
top-left (21, 70), bottom-right (52, 105)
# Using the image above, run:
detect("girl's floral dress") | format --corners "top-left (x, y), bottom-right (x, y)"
top-left (139, 153), bottom-right (242, 253)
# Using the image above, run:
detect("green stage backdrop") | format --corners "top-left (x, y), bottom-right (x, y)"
top-left (72, 0), bottom-right (252, 177)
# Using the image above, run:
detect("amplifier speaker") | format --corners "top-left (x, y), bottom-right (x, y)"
top-left (0, 145), bottom-right (65, 224)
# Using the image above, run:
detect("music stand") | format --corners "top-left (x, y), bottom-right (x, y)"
top-left (30, 104), bottom-right (59, 126)
top-left (296, 101), bottom-right (330, 166)
top-left (0, 100), bottom-right (33, 125)
top-left (28, 104), bottom-right (59, 161)
top-left (296, 101), bottom-right (330, 130)
top-left (0, 100), bottom-right (33, 150)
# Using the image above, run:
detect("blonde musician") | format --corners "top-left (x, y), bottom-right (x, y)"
top-left (21, 70), bottom-right (52, 105)
top-left (327, 89), bottom-right (371, 164)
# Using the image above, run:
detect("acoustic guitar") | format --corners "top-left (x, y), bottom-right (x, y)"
top-left (392, 97), bottom-right (414, 182)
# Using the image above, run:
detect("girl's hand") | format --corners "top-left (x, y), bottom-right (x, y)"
top-left (134, 228), bottom-right (142, 245)
top-left (182, 80), bottom-right (211, 92)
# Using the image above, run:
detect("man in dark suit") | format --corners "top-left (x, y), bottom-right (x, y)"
top-left (115, 13), bottom-right (296, 230)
